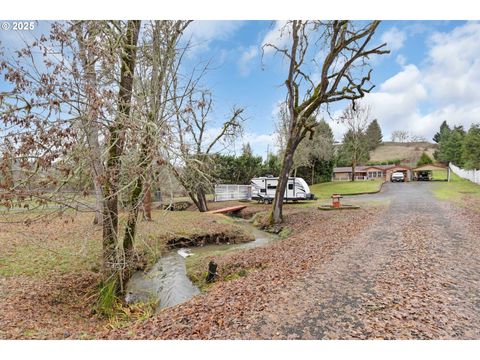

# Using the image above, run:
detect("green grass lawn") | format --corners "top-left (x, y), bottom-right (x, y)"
top-left (310, 180), bottom-right (384, 201)
top-left (431, 170), bottom-right (449, 181)
top-left (431, 173), bottom-right (480, 204)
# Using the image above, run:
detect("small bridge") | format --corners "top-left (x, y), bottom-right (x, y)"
top-left (207, 205), bottom-right (247, 214)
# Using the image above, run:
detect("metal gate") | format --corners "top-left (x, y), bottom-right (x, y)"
top-left (214, 184), bottom-right (252, 202)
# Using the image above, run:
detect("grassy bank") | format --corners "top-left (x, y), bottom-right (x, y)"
top-left (310, 180), bottom-right (384, 201)
top-left (0, 208), bottom-right (256, 339)
top-left (0, 210), bottom-right (253, 278)
top-left (431, 173), bottom-right (480, 205)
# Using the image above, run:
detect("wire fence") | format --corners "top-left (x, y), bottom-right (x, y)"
top-left (449, 162), bottom-right (480, 184)
top-left (214, 184), bottom-right (252, 202)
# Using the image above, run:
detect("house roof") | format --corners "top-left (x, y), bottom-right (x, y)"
top-left (413, 163), bottom-right (448, 171)
top-left (386, 165), bottom-right (413, 170)
top-left (333, 164), bottom-right (396, 173)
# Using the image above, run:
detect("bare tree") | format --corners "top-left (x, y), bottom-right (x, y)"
top-left (168, 87), bottom-right (244, 212)
top-left (0, 20), bottom-right (195, 297)
top-left (338, 102), bottom-right (371, 181)
top-left (391, 130), bottom-right (410, 142)
top-left (263, 20), bottom-right (389, 224)
top-left (73, 21), bottom-right (109, 225)
top-left (102, 20), bottom-right (141, 288)
top-left (122, 20), bottom-right (191, 240)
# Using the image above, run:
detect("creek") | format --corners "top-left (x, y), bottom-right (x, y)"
top-left (125, 219), bottom-right (277, 311)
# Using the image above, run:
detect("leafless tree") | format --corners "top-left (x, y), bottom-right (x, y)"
top-left (391, 130), bottom-right (410, 142)
top-left (167, 85), bottom-right (244, 212)
top-left (263, 20), bottom-right (389, 224)
top-left (0, 20), bottom-right (194, 295)
top-left (276, 104), bottom-right (334, 179)
top-left (338, 102), bottom-right (371, 181)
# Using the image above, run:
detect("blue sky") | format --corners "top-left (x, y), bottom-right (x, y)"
top-left (2, 20), bottom-right (479, 158)
top-left (178, 20), bottom-right (480, 158)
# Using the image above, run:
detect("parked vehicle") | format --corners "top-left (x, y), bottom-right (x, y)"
top-left (250, 176), bottom-right (315, 203)
top-left (416, 171), bottom-right (431, 181)
top-left (391, 172), bottom-right (405, 182)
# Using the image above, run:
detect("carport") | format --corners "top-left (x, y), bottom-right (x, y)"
top-left (412, 164), bottom-right (450, 181)
top-left (385, 165), bottom-right (412, 182)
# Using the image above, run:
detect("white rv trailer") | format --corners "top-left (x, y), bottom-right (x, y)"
top-left (250, 176), bottom-right (315, 203)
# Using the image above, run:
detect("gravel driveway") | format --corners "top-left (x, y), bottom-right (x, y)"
top-left (254, 182), bottom-right (480, 339)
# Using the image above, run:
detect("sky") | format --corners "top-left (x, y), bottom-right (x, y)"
top-left (1, 20), bottom-right (479, 158)
top-left (177, 20), bottom-right (480, 158)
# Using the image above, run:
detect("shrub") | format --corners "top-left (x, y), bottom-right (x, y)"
top-left (417, 152), bottom-right (434, 167)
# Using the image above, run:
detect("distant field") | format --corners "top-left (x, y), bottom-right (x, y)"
top-left (369, 142), bottom-right (437, 165)
top-left (310, 180), bottom-right (384, 200)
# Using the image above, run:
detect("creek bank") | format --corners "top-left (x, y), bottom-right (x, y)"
top-left (166, 230), bottom-right (254, 248)
top-left (125, 216), bottom-right (278, 311)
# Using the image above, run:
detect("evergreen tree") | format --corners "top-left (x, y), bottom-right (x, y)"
top-left (433, 120), bottom-right (451, 143)
top-left (365, 119), bottom-right (383, 150)
top-left (292, 120), bottom-right (335, 183)
top-left (242, 143), bottom-right (253, 157)
top-left (436, 125), bottom-right (465, 166)
top-left (262, 153), bottom-right (281, 176)
top-left (462, 124), bottom-right (480, 169)
top-left (417, 152), bottom-right (433, 166)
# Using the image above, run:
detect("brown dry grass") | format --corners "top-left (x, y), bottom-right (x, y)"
top-left (369, 142), bottom-right (437, 164)
top-left (0, 207), bottom-right (256, 339)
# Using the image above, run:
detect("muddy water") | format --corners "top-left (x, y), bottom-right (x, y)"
top-left (125, 220), bottom-right (277, 311)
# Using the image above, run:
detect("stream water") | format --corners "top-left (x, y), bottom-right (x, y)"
top-left (125, 220), bottom-right (277, 311)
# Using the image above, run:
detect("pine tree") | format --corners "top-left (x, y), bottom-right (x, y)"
top-left (462, 124), bottom-right (480, 169)
top-left (365, 119), bottom-right (383, 150)
top-left (433, 120), bottom-right (450, 143)
top-left (437, 126), bottom-right (465, 166)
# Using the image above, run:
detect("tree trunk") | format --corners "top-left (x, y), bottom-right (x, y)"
top-left (351, 161), bottom-right (356, 182)
top-left (123, 176), bottom-right (143, 257)
top-left (271, 150), bottom-right (294, 224)
top-left (143, 181), bottom-right (152, 221)
top-left (102, 20), bottom-right (141, 288)
top-left (196, 187), bottom-right (209, 212)
top-left (311, 162), bottom-right (315, 185)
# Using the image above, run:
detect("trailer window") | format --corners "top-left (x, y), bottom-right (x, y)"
top-left (267, 185), bottom-right (277, 189)
top-left (260, 189), bottom-right (266, 193)
top-left (288, 184), bottom-right (293, 190)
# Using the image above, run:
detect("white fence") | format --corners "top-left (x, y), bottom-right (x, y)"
top-left (214, 184), bottom-right (252, 202)
top-left (449, 162), bottom-right (480, 184)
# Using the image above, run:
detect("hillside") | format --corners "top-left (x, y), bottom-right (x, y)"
top-left (369, 141), bottom-right (438, 166)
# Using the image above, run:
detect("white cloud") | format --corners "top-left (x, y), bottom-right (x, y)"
top-left (182, 20), bottom-right (244, 54)
top-left (242, 132), bottom-right (278, 159)
top-left (381, 27), bottom-right (407, 51)
top-left (237, 45), bottom-right (259, 76)
top-left (396, 54), bottom-right (407, 66)
top-left (261, 20), bottom-right (290, 55)
top-left (362, 22), bottom-right (480, 141)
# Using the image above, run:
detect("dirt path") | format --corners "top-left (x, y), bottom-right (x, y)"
top-left (248, 182), bottom-right (480, 339)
